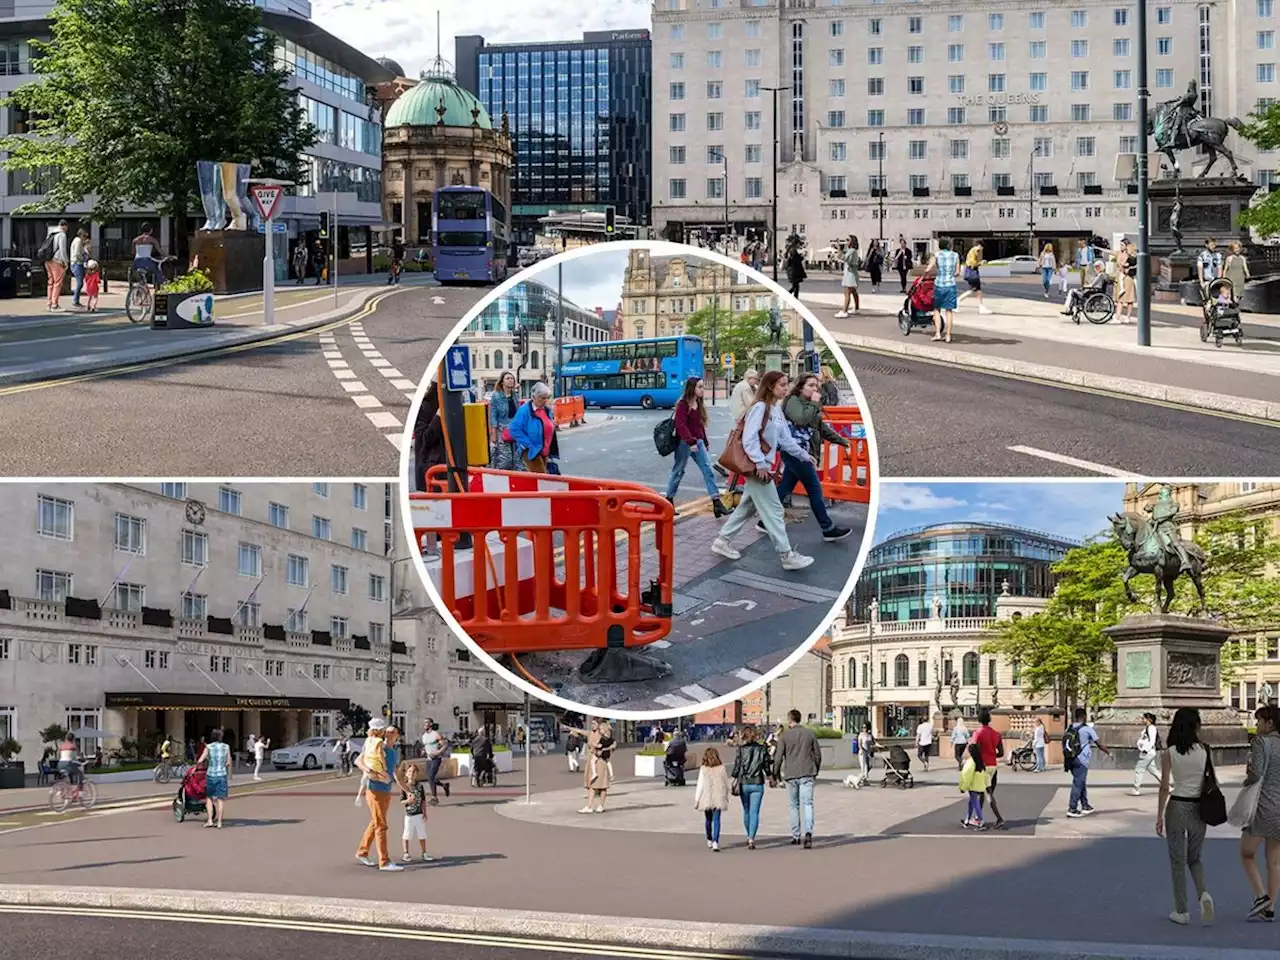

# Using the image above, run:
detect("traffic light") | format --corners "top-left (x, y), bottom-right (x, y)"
top-left (605, 206), bottom-right (616, 236)
top-left (512, 325), bottom-right (523, 354)
top-left (319, 211), bottom-right (330, 239)
top-left (519, 327), bottom-right (530, 357)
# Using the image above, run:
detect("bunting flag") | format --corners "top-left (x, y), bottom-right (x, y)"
top-left (182, 565), bottom-right (205, 601)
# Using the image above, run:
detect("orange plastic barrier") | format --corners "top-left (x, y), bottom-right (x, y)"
top-left (412, 466), bottom-right (674, 655)
top-left (796, 435), bottom-right (873, 503)
top-left (552, 396), bottom-right (586, 427)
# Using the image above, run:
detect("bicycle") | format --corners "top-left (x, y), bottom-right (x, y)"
top-left (124, 255), bottom-right (177, 324)
top-left (153, 757), bottom-right (188, 784)
top-left (49, 760), bottom-right (97, 813)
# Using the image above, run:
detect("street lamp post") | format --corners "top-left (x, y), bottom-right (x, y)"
top-left (877, 131), bottom-right (885, 246)
top-left (763, 85), bottom-right (786, 282)
top-left (1028, 148), bottom-right (1037, 257)
top-left (1136, 0), bottom-right (1153, 347)
top-left (721, 150), bottom-right (729, 252)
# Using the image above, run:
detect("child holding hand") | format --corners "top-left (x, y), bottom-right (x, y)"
top-left (959, 742), bottom-right (989, 830)
top-left (83, 260), bottom-right (101, 312)
top-left (400, 762), bottom-right (432, 863)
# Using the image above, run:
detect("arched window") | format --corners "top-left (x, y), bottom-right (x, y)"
top-left (494, 350), bottom-right (504, 369)
top-left (962, 652), bottom-right (979, 686)
top-left (847, 659), bottom-right (857, 688)
top-left (530, 350), bottom-right (539, 369)
top-left (894, 653), bottom-right (909, 687)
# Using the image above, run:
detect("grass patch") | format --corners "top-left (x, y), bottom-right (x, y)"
top-left (807, 725), bottom-right (844, 739)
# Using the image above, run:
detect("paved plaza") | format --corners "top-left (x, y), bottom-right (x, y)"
top-left (2, 750), bottom-right (1277, 958)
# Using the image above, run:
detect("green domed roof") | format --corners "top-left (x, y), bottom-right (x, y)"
top-left (385, 74), bottom-right (494, 129)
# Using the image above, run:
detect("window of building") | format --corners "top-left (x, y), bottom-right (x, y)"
top-left (1033, 137), bottom-right (1054, 158)
top-left (112, 513), bottom-right (145, 555)
top-left (706, 81), bottom-right (722, 99)
top-left (867, 109), bottom-right (884, 127)
top-left (37, 495), bottom-right (73, 540)
top-left (238, 601), bottom-right (261, 629)
top-left (182, 592), bottom-right (207, 621)
top-left (1115, 69), bottom-right (1132, 88)
top-left (909, 175), bottom-right (929, 191)
top-left (947, 106), bottom-right (966, 124)
top-left (879, 661), bottom-right (887, 688)
top-left (830, 141), bottom-right (847, 161)
top-left (1030, 104), bottom-right (1048, 122)
top-left (1072, 39), bottom-right (1089, 58)
top-left (707, 21), bottom-right (722, 40)
top-left (744, 177), bottom-right (763, 199)
top-left (36, 569), bottom-right (72, 602)
top-left (908, 76), bottom-right (924, 95)
top-left (869, 18), bottom-right (882, 35)
top-left (908, 45), bottom-right (923, 63)
top-left (706, 178), bottom-right (723, 199)
top-left (669, 52), bottom-right (684, 69)
top-left (1072, 103), bottom-right (1092, 122)
top-left (1119, 134), bottom-right (1139, 152)
top-left (948, 14), bottom-right (963, 31)
top-left (1071, 9), bottom-right (1088, 27)
top-left (745, 144), bottom-right (762, 163)
top-left (830, 78), bottom-right (846, 97)
top-left (988, 658), bottom-right (997, 687)
top-left (1071, 71), bottom-right (1089, 91)
top-left (286, 553), bottom-right (309, 587)
top-left (744, 48), bottom-right (760, 67)
top-left (312, 482), bottom-right (328, 498)
top-left (268, 502), bottom-right (288, 528)
top-left (746, 19), bottom-right (761, 38)
top-left (351, 527), bottom-right (368, 551)
top-left (745, 110), bottom-right (761, 130)
top-left (1157, 5), bottom-right (1172, 22)
top-left (894, 654), bottom-right (909, 686)
top-left (235, 542), bottom-right (260, 578)
top-left (948, 44), bottom-right (964, 62)
top-left (160, 482), bottom-right (186, 499)
top-left (706, 112), bottom-right (724, 131)
top-left (962, 652), bottom-right (979, 685)
top-left (908, 16), bottom-right (922, 33)
top-left (868, 139), bottom-right (885, 160)
top-left (312, 516), bottom-right (331, 540)
top-left (706, 144), bottom-right (722, 164)
top-left (1262, 30), bottom-right (1277, 49)
top-left (868, 77), bottom-right (884, 96)
top-left (907, 108), bottom-right (925, 125)
top-left (830, 48), bottom-right (845, 67)
top-left (181, 529), bottom-right (207, 567)
top-left (216, 487), bottom-right (242, 516)
top-left (909, 140), bottom-right (927, 160)
top-left (1157, 36), bottom-right (1172, 55)
top-left (369, 622), bottom-right (384, 645)
top-left (111, 583), bottom-right (144, 612)
top-left (669, 113), bottom-right (685, 133)
top-left (707, 50), bottom-right (722, 68)
top-left (1260, 64), bottom-right (1277, 83)
top-left (991, 138), bottom-right (1011, 159)
top-left (1077, 171), bottom-right (1099, 188)
top-left (65, 708), bottom-right (101, 751)
top-left (989, 42), bottom-right (1004, 60)
top-left (950, 139), bottom-right (969, 159)
top-left (949, 75), bottom-right (965, 94)
top-left (669, 81), bottom-right (685, 101)
top-left (867, 47), bottom-right (883, 65)
top-left (1156, 68), bottom-right (1174, 87)
top-left (669, 145), bottom-right (686, 165)
top-left (746, 79), bottom-right (761, 97)
top-left (285, 607), bottom-right (308, 634)
top-left (1262, 0), bottom-right (1274, 16)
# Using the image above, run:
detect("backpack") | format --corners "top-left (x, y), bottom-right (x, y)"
top-left (36, 232), bottom-right (56, 261)
top-left (653, 411), bottom-right (678, 457)
top-left (1062, 724), bottom-right (1083, 769)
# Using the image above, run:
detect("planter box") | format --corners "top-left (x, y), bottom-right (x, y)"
top-left (451, 751), bottom-right (514, 775)
top-left (0, 763), bottom-right (25, 789)
top-left (634, 754), bottom-right (663, 777)
top-left (152, 290), bottom-right (215, 329)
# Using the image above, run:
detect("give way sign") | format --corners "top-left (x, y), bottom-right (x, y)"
top-left (250, 184), bottom-right (285, 221)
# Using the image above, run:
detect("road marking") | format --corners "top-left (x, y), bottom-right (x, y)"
top-left (341, 381), bottom-right (368, 394)
top-left (679, 684), bottom-right (716, 701)
top-left (733, 668), bottom-right (762, 682)
top-left (0, 905), bottom-right (752, 959)
top-left (316, 317), bottom-right (415, 447)
top-left (653, 693), bottom-right (696, 709)
top-left (1006, 445), bottom-right (1142, 478)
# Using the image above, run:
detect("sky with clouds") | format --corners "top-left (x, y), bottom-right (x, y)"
top-left (520, 248), bottom-right (632, 313)
top-left (874, 482), bottom-right (1128, 546)
top-left (312, 0), bottom-right (652, 78)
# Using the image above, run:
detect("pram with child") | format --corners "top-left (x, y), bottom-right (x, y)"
top-left (880, 744), bottom-right (915, 789)
top-left (897, 275), bottom-right (939, 336)
top-left (663, 736), bottom-right (687, 786)
top-left (1200, 278), bottom-right (1244, 348)
top-left (172, 766), bottom-right (208, 822)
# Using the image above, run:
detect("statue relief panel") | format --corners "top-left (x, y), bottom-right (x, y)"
top-left (1156, 203), bottom-right (1232, 232)
top-left (1166, 651), bottom-right (1218, 688)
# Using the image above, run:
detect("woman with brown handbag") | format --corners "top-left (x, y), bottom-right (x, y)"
top-left (712, 371), bottom-right (815, 572)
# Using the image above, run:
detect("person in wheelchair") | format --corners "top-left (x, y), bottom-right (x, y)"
top-left (470, 728), bottom-right (496, 786)
top-left (1062, 260), bottom-right (1112, 317)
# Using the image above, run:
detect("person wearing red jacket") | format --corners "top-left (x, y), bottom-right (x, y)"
top-left (664, 377), bottom-right (729, 518)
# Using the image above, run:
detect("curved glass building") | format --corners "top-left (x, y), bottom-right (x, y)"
top-left (853, 522), bottom-right (1079, 621)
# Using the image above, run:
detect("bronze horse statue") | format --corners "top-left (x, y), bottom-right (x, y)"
top-left (1109, 512), bottom-right (1207, 614)
top-left (1147, 103), bottom-right (1245, 179)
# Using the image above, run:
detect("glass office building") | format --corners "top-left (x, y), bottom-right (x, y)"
top-left (467, 280), bottom-right (610, 341)
top-left (853, 523), bottom-right (1078, 622)
top-left (455, 31), bottom-right (651, 246)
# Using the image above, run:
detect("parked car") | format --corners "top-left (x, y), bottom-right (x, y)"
top-left (272, 737), bottom-right (344, 770)
top-left (1007, 255), bottom-right (1039, 274)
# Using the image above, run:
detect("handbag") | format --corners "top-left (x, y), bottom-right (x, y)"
top-left (1229, 738), bottom-right (1270, 827)
top-left (653, 413), bottom-right (678, 457)
top-left (730, 777), bottom-right (741, 797)
top-left (963, 265), bottom-right (979, 283)
top-left (1199, 752), bottom-right (1229, 827)
top-left (717, 412), bottom-right (770, 476)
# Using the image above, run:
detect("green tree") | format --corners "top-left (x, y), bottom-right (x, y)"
top-left (1238, 106), bottom-right (1280, 236)
top-left (683, 305), bottom-right (773, 370)
top-left (2, 0), bottom-right (316, 258)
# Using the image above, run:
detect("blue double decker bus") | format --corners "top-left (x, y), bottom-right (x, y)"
top-left (560, 336), bottom-right (704, 410)
top-left (432, 185), bottom-right (509, 285)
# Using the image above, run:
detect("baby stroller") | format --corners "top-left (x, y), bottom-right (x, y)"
top-left (173, 766), bottom-right (208, 822)
top-left (880, 744), bottom-right (914, 789)
top-left (663, 739), bottom-right (687, 786)
top-left (898, 275), bottom-right (939, 336)
top-left (1200, 278), bottom-right (1244, 348)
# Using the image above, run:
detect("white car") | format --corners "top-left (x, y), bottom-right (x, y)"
top-left (271, 737), bottom-right (344, 770)
top-left (1006, 255), bottom-right (1040, 274)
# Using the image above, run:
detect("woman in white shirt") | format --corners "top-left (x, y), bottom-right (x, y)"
top-left (1039, 243), bottom-right (1057, 299)
top-left (950, 717), bottom-right (971, 770)
top-left (711, 371), bottom-right (815, 572)
top-left (1156, 707), bottom-right (1214, 926)
top-left (1033, 719), bottom-right (1047, 773)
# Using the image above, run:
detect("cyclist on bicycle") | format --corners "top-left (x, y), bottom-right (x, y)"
top-left (57, 733), bottom-right (80, 785)
top-left (131, 222), bottom-right (166, 286)
top-left (388, 236), bottom-right (405, 286)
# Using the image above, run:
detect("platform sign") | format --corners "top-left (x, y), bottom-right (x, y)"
top-left (721, 353), bottom-right (734, 369)
top-left (250, 183), bottom-right (284, 221)
top-left (445, 344), bottom-right (472, 392)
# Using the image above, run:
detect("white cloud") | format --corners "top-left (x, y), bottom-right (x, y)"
top-left (876, 484), bottom-right (968, 512)
top-left (311, 0), bottom-right (652, 78)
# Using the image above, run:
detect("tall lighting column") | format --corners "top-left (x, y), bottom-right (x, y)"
top-left (877, 131), bottom-right (885, 246)
top-left (1136, 0), bottom-right (1152, 347)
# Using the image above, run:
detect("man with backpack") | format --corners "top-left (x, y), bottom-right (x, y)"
top-left (1131, 712), bottom-right (1162, 796)
top-left (1064, 707), bottom-right (1110, 818)
top-left (39, 220), bottom-right (70, 311)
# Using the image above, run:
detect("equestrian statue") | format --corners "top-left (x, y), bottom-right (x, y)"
top-left (1147, 79), bottom-right (1245, 180)
top-left (1108, 485), bottom-right (1207, 614)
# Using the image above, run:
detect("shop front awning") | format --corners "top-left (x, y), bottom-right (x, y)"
top-left (471, 700), bottom-right (528, 713)
top-left (105, 692), bottom-right (350, 712)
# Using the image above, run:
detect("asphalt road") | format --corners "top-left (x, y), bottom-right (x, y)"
top-left (0, 286), bottom-right (483, 476)
top-left (0, 912), bottom-right (635, 960)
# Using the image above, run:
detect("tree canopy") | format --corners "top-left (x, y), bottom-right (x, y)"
top-left (1238, 106), bottom-right (1280, 235)
top-left (683, 304), bottom-right (836, 372)
top-left (2, 0), bottom-right (316, 253)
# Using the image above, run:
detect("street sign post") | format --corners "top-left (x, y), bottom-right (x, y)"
top-left (721, 353), bottom-right (734, 369)
top-left (445, 345), bottom-right (472, 392)
top-left (248, 179), bottom-right (292, 326)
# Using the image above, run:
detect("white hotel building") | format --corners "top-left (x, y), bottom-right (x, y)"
top-left (0, 482), bottom-right (521, 768)
top-left (651, 0), bottom-right (1280, 260)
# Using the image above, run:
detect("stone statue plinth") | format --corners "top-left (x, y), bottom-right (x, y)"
top-left (762, 347), bottom-right (788, 373)
top-left (1093, 613), bottom-right (1249, 766)
top-left (1149, 178), bottom-right (1255, 253)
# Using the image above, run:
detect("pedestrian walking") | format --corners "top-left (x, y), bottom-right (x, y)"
top-left (488, 371), bottom-right (522, 471)
top-left (292, 241), bottom-right (308, 284)
top-left (355, 725), bottom-right (406, 871)
top-left (399, 762), bottom-right (433, 863)
top-left (69, 228), bottom-right (89, 308)
top-left (1064, 707), bottom-right (1110, 818)
top-left (41, 220), bottom-right (69, 310)
top-left (1239, 704), bottom-right (1280, 921)
top-left (1156, 707), bottom-right (1215, 926)
top-left (1116, 242), bottom-right (1137, 323)
top-left (580, 719), bottom-right (615, 814)
top-left (730, 369), bottom-right (759, 422)
top-left (833, 236), bottom-right (860, 318)
top-left (852, 722), bottom-right (874, 788)
top-left (972, 710), bottom-right (1006, 830)
top-left (694, 747), bottom-right (731, 853)
top-left (711, 371), bottom-right (816, 572)
top-left (413, 387), bottom-right (445, 493)
top-left (565, 729), bottom-right (584, 773)
top-left (1075, 238), bottom-right (1096, 275)
top-left (389, 235), bottom-right (405, 285)
top-left (1039, 243), bottom-right (1057, 298)
top-left (892, 239), bottom-right (913, 293)
top-left (312, 240), bottom-right (326, 285)
top-left (771, 709), bottom-right (822, 848)
top-left (83, 260), bottom-right (102, 312)
top-left (950, 715), bottom-right (970, 769)
top-left (961, 243), bottom-right (992, 314)
top-left (1197, 238), bottom-right (1223, 300)
top-left (960, 743), bottom-right (989, 830)
top-left (253, 735), bottom-right (268, 781)
top-left (776, 373), bottom-right (853, 542)
top-left (865, 239), bottom-right (884, 293)
top-left (195, 728), bottom-right (231, 829)
top-left (818, 367), bottom-right (840, 407)
top-left (915, 715), bottom-right (934, 772)
top-left (729, 724), bottom-right (770, 849)
top-left (355, 720), bottom-right (387, 807)
top-left (1132, 712), bottom-right (1161, 796)
top-left (334, 732), bottom-right (352, 776)
top-left (509, 382), bottom-right (559, 473)
top-left (421, 718), bottom-right (452, 806)
top-left (929, 238), bottom-right (961, 343)
top-left (1058, 261), bottom-right (1071, 296)
top-left (664, 377), bottom-right (729, 517)
top-left (1033, 717), bottom-right (1047, 773)
top-left (1224, 240), bottom-right (1251, 294)
top-left (783, 235), bottom-right (806, 299)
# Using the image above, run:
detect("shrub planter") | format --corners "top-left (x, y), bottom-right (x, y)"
top-left (450, 750), bottom-right (514, 775)
top-left (152, 291), bottom-right (215, 330)
top-left (0, 762), bottom-right (25, 789)
top-left (634, 754), bottom-right (663, 778)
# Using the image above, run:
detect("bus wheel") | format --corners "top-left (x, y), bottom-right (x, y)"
top-left (640, 395), bottom-right (655, 410)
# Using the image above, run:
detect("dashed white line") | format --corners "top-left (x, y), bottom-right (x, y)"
top-left (733, 668), bottom-right (763, 682)
top-left (317, 321), bottom-right (404, 447)
top-left (352, 394), bottom-right (381, 409)
top-left (679, 684), bottom-right (716, 702)
top-left (1006, 446), bottom-right (1141, 478)
top-left (367, 411), bottom-right (402, 429)
top-left (653, 693), bottom-right (696, 709)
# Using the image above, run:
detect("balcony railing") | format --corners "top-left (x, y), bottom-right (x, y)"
top-left (838, 617), bottom-right (999, 640)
